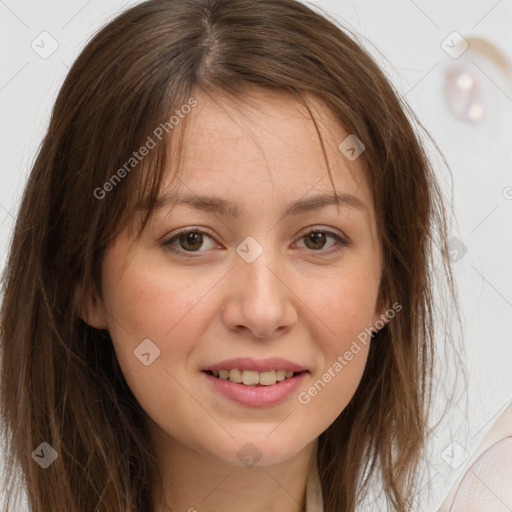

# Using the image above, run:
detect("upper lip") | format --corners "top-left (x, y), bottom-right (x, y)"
top-left (202, 357), bottom-right (308, 373)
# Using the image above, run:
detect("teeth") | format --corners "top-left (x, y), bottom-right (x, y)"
top-left (242, 370), bottom-right (260, 385)
top-left (228, 369), bottom-right (242, 383)
top-left (212, 369), bottom-right (299, 385)
top-left (259, 370), bottom-right (276, 385)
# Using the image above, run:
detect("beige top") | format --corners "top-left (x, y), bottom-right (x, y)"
top-left (305, 439), bottom-right (324, 512)
top-left (306, 403), bottom-right (512, 511)
top-left (438, 402), bottom-right (512, 511)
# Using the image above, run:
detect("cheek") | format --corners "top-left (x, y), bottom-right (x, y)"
top-left (99, 255), bottom-right (213, 384)
top-left (306, 266), bottom-right (380, 350)
top-left (295, 267), bottom-right (377, 423)
top-left (310, 351), bottom-right (370, 436)
top-left (102, 248), bottom-right (218, 338)
top-left (297, 303), bottom-right (372, 432)
top-left (99, 262), bottom-right (216, 428)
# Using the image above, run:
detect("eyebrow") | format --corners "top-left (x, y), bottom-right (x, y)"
top-left (143, 190), bottom-right (366, 218)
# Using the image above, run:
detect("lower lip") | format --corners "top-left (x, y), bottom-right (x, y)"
top-left (202, 371), bottom-right (308, 407)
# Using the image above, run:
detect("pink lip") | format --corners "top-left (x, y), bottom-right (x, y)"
top-left (202, 357), bottom-right (307, 373)
top-left (202, 370), bottom-right (308, 407)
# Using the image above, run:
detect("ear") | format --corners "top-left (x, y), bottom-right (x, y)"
top-left (74, 281), bottom-right (109, 330)
top-left (371, 294), bottom-right (396, 335)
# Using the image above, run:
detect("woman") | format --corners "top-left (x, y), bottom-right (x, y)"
top-left (0, 0), bottom-right (461, 510)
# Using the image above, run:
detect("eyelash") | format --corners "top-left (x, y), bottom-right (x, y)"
top-left (161, 226), bottom-right (349, 258)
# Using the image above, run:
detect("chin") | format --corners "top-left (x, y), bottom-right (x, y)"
top-left (201, 432), bottom-right (312, 468)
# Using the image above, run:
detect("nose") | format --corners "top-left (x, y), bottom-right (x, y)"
top-left (220, 242), bottom-right (298, 339)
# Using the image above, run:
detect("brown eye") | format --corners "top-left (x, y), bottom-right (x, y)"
top-left (178, 232), bottom-right (204, 251)
top-left (162, 228), bottom-right (218, 256)
top-left (296, 229), bottom-right (348, 253)
top-left (303, 232), bottom-right (327, 250)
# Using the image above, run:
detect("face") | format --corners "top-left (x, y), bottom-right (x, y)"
top-left (84, 87), bottom-right (386, 467)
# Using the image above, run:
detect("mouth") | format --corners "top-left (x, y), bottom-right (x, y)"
top-left (202, 368), bottom-right (308, 386)
top-left (202, 368), bottom-right (309, 407)
top-left (201, 357), bottom-right (310, 406)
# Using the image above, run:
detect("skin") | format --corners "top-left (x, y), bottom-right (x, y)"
top-left (82, 87), bottom-right (387, 512)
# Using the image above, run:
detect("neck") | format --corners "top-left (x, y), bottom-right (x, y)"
top-left (150, 427), bottom-right (316, 512)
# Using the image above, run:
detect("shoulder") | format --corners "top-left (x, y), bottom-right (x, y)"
top-left (439, 402), bottom-right (512, 511)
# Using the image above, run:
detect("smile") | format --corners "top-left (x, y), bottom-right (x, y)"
top-left (205, 368), bottom-right (299, 386)
top-left (202, 369), bottom-right (309, 407)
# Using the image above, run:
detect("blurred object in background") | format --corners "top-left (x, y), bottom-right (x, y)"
top-left (444, 37), bottom-right (512, 125)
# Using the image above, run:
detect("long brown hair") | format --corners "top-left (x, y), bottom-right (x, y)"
top-left (0, 0), bottom-right (462, 510)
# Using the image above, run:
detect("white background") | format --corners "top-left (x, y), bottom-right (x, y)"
top-left (1, 0), bottom-right (511, 510)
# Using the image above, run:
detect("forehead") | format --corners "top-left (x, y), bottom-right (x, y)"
top-left (168, 88), bottom-right (369, 198)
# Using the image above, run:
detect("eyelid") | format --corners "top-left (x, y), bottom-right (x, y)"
top-left (299, 226), bottom-right (349, 245)
top-left (293, 227), bottom-right (350, 255)
top-left (161, 225), bottom-right (350, 257)
top-left (161, 226), bottom-right (220, 254)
